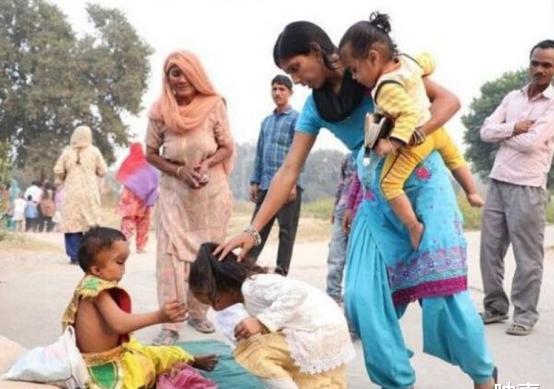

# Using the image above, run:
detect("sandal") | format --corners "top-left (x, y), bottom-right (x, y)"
top-left (479, 309), bottom-right (509, 324)
top-left (152, 329), bottom-right (179, 345)
top-left (188, 318), bottom-right (215, 334)
top-left (506, 323), bottom-right (532, 336)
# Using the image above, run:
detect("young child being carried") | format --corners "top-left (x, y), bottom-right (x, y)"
top-left (62, 226), bottom-right (217, 388)
top-left (189, 242), bottom-right (355, 389)
top-left (339, 12), bottom-right (484, 249)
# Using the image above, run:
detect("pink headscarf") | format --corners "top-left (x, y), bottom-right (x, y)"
top-left (149, 50), bottom-right (222, 133)
top-left (116, 143), bottom-right (159, 206)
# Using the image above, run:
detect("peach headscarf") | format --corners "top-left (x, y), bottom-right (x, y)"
top-left (149, 51), bottom-right (222, 133)
top-left (70, 125), bottom-right (93, 149)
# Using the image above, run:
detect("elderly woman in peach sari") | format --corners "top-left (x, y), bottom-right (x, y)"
top-left (146, 51), bottom-right (234, 344)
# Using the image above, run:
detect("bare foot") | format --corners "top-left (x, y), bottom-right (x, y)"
top-left (474, 379), bottom-right (494, 389)
top-left (467, 192), bottom-right (484, 208)
top-left (408, 222), bottom-right (424, 250)
top-left (192, 354), bottom-right (218, 371)
top-left (475, 366), bottom-right (497, 389)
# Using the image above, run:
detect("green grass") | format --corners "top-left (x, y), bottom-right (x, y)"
top-left (301, 198), bottom-right (335, 220)
top-left (300, 195), bottom-right (554, 231)
top-left (547, 200), bottom-right (554, 224)
top-left (0, 229), bottom-right (60, 251)
top-left (0, 226), bottom-right (8, 242)
top-left (300, 195), bottom-right (487, 230)
top-left (457, 195), bottom-right (483, 231)
top-left (458, 194), bottom-right (554, 231)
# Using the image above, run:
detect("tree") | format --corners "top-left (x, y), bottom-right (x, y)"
top-left (0, 140), bottom-right (11, 183)
top-left (228, 142), bottom-right (345, 202)
top-left (303, 149), bottom-right (344, 202)
top-left (0, 0), bottom-right (152, 182)
top-left (229, 142), bottom-right (257, 201)
top-left (462, 69), bottom-right (554, 186)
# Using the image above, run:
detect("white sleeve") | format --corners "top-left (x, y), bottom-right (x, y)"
top-left (243, 275), bottom-right (308, 333)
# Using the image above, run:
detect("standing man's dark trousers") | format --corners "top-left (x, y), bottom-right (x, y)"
top-left (249, 186), bottom-right (302, 275)
top-left (480, 179), bottom-right (547, 330)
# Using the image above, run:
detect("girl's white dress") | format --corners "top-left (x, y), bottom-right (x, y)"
top-left (241, 274), bottom-right (355, 374)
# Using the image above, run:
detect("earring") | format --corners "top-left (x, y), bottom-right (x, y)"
top-left (171, 89), bottom-right (177, 96)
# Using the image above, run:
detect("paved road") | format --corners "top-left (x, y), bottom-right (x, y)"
top-left (1, 227), bottom-right (553, 388)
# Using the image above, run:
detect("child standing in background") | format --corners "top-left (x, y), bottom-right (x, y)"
top-left (38, 191), bottom-right (56, 232)
top-left (12, 193), bottom-right (26, 233)
top-left (326, 152), bottom-right (357, 303)
top-left (24, 195), bottom-right (38, 232)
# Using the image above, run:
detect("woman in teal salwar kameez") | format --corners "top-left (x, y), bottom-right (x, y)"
top-left (218, 21), bottom-right (496, 389)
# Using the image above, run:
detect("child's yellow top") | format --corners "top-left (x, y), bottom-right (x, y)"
top-left (62, 275), bottom-right (132, 338)
top-left (371, 53), bottom-right (436, 144)
top-left (62, 275), bottom-right (194, 389)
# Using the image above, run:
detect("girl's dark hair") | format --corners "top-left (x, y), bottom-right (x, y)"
top-left (190, 242), bottom-right (266, 305)
top-left (338, 12), bottom-right (398, 60)
top-left (273, 21), bottom-right (339, 70)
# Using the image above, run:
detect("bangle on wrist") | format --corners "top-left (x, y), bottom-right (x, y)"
top-left (244, 224), bottom-right (262, 246)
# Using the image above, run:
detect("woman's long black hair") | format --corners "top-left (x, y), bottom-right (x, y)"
top-left (189, 242), bottom-right (266, 305)
top-left (273, 21), bottom-right (339, 70)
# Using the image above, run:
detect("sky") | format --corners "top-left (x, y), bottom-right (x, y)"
top-left (49, 0), bottom-right (554, 158)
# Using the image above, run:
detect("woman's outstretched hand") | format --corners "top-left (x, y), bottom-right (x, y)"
top-left (213, 231), bottom-right (255, 261)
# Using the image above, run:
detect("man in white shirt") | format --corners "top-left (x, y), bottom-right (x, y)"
top-left (24, 181), bottom-right (43, 203)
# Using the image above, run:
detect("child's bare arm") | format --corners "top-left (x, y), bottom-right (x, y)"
top-left (94, 291), bottom-right (187, 334)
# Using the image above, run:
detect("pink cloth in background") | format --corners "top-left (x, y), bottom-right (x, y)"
top-left (346, 173), bottom-right (363, 217)
top-left (156, 363), bottom-right (217, 389)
